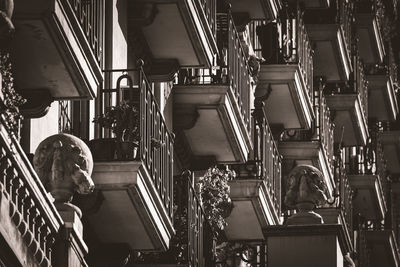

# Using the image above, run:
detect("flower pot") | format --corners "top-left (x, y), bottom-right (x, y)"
top-left (89, 138), bottom-right (116, 161)
top-left (116, 141), bottom-right (139, 160)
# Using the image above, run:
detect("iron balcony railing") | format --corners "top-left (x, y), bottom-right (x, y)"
top-left (0, 112), bottom-right (62, 266)
top-left (66, 0), bottom-right (105, 64)
top-left (304, 0), bottom-right (354, 65)
top-left (197, 0), bottom-right (217, 40)
top-left (176, 10), bottom-right (252, 134)
top-left (231, 101), bottom-right (282, 218)
top-left (99, 65), bottom-right (174, 220)
top-left (253, 102), bottom-right (282, 216)
top-left (134, 171), bottom-right (216, 267)
top-left (345, 125), bottom-right (388, 208)
top-left (324, 51), bottom-right (369, 120)
top-left (338, 153), bottom-right (354, 242)
top-left (176, 171), bottom-right (216, 267)
top-left (216, 242), bottom-right (267, 266)
top-left (249, 6), bottom-right (314, 100)
top-left (280, 78), bottom-right (335, 176)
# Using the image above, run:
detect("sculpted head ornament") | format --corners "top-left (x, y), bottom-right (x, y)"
top-left (284, 165), bottom-right (328, 211)
top-left (33, 134), bottom-right (94, 215)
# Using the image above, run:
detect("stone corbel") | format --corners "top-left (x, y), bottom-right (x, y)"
top-left (173, 104), bottom-right (199, 131)
top-left (19, 89), bottom-right (53, 118)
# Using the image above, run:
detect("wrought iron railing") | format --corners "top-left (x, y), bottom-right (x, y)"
top-left (304, 0), bottom-right (354, 64)
top-left (353, 50), bottom-right (369, 119)
top-left (345, 123), bottom-right (388, 208)
top-left (177, 171), bottom-right (216, 267)
top-left (280, 78), bottom-right (335, 176)
top-left (324, 51), bottom-right (369, 120)
top-left (339, 0), bottom-right (354, 59)
top-left (66, 0), bottom-right (105, 64)
top-left (216, 241), bottom-right (267, 266)
top-left (253, 101), bottom-right (282, 215)
top-left (134, 171), bottom-right (216, 267)
top-left (99, 64), bottom-right (174, 219)
top-left (176, 10), bottom-right (252, 134)
top-left (58, 100), bottom-right (72, 134)
top-left (338, 154), bottom-right (354, 241)
top-left (0, 113), bottom-right (62, 266)
top-left (249, 6), bottom-right (314, 100)
top-left (197, 0), bottom-right (217, 39)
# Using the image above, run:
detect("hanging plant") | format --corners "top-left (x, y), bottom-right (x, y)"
top-left (0, 52), bottom-right (25, 136)
top-left (198, 166), bottom-right (235, 234)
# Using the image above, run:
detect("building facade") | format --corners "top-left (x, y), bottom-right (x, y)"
top-left (0, 0), bottom-right (400, 266)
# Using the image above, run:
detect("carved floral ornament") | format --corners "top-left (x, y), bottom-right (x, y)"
top-left (33, 134), bottom-right (95, 216)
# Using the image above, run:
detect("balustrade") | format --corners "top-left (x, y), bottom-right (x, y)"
top-left (249, 5), bottom-right (314, 100)
top-left (99, 64), bottom-right (174, 220)
top-left (252, 102), bottom-right (282, 215)
top-left (67, 0), bottom-right (105, 64)
top-left (0, 113), bottom-right (62, 266)
top-left (176, 9), bottom-right (252, 134)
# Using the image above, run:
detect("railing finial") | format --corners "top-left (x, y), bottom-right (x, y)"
top-left (136, 58), bottom-right (144, 68)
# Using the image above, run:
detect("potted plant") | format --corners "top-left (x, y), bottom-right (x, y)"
top-left (92, 100), bottom-right (140, 160)
top-left (197, 166), bottom-right (235, 236)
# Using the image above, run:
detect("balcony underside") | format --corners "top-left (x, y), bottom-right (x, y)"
top-left (88, 161), bottom-right (174, 251)
top-left (306, 25), bottom-right (351, 82)
top-left (11, 0), bottom-right (101, 99)
top-left (366, 230), bottom-right (400, 267)
top-left (278, 141), bottom-right (334, 198)
top-left (228, 0), bottom-right (280, 20)
top-left (288, 0), bottom-right (330, 8)
top-left (356, 13), bottom-right (385, 64)
top-left (137, 0), bottom-right (217, 68)
top-left (348, 174), bottom-right (386, 220)
top-left (367, 75), bottom-right (398, 121)
top-left (257, 64), bottom-right (314, 129)
top-left (325, 94), bottom-right (368, 146)
top-left (225, 180), bottom-right (280, 240)
top-left (174, 85), bottom-right (251, 163)
top-left (379, 131), bottom-right (400, 176)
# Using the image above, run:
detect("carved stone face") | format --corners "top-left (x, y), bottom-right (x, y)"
top-left (33, 133), bottom-right (94, 204)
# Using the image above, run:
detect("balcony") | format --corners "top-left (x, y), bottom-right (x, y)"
top-left (226, 0), bottom-right (282, 20)
top-left (378, 129), bottom-right (400, 177)
top-left (226, 104), bottom-right (282, 240)
top-left (129, 0), bottom-right (218, 68)
top-left (0, 107), bottom-right (63, 265)
top-left (173, 12), bottom-right (252, 163)
top-left (324, 53), bottom-right (369, 147)
top-left (355, 0), bottom-right (385, 64)
top-left (278, 79), bottom-right (335, 197)
top-left (88, 67), bottom-right (174, 251)
top-left (252, 7), bottom-right (314, 129)
top-left (133, 171), bottom-right (216, 267)
top-left (364, 222), bottom-right (400, 267)
top-left (346, 141), bottom-right (387, 220)
top-left (304, 0), bottom-right (353, 82)
top-left (11, 0), bottom-right (104, 100)
top-left (366, 47), bottom-right (399, 121)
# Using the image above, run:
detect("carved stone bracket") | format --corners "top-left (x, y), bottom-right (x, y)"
top-left (19, 89), bottom-right (53, 118)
